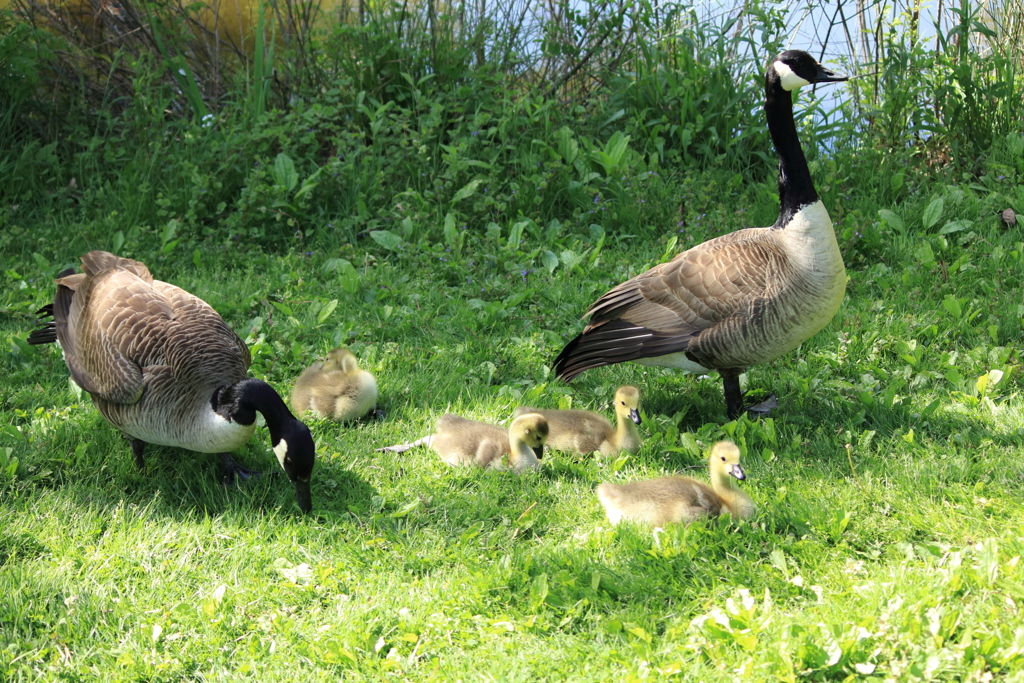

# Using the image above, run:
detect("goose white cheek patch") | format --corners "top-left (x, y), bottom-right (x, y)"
top-left (273, 440), bottom-right (288, 469)
top-left (774, 61), bottom-right (810, 91)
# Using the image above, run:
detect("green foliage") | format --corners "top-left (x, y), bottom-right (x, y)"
top-left (1, 3), bottom-right (1024, 678)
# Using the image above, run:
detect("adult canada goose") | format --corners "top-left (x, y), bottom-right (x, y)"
top-left (27, 251), bottom-right (316, 513)
top-left (554, 50), bottom-right (849, 419)
top-left (379, 413), bottom-right (548, 473)
top-left (290, 347), bottom-right (379, 421)
top-left (512, 385), bottom-right (642, 457)
top-left (596, 441), bottom-right (755, 526)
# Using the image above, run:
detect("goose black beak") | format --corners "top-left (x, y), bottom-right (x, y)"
top-left (532, 445), bottom-right (544, 460)
top-left (729, 464), bottom-right (746, 481)
top-left (293, 479), bottom-right (313, 514)
top-left (815, 64), bottom-right (848, 83)
top-left (629, 408), bottom-right (641, 425)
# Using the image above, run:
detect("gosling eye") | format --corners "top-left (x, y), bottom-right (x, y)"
top-left (720, 456), bottom-right (726, 461)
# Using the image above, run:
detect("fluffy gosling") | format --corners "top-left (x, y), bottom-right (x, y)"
top-left (379, 413), bottom-right (548, 473)
top-left (596, 440), bottom-right (755, 526)
top-left (291, 347), bottom-right (378, 421)
top-left (513, 385), bottom-right (642, 457)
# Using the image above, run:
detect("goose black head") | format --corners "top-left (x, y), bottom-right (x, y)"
top-left (216, 377), bottom-right (317, 513)
top-left (272, 419), bottom-right (316, 514)
top-left (770, 50), bottom-right (848, 92)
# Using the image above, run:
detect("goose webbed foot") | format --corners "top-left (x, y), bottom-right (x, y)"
top-left (221, 453), bottom-right (273, 485)
top-left (130, 438), bottom-right (146, 470)
top-left (745, 393), bottom-right (778, 418)
top-left (720, 370), bottom-right (777, 420)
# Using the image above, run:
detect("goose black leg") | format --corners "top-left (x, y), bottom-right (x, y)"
top-left (221, 453), bottom-right (266, 485)
top-left (130, 438), bottom-right (147, 470)
top-left (720, 368), bottom-right (744, 421)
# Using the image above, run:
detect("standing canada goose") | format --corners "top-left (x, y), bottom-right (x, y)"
top-left (554, 50), bottom-right (849, 419)
top-left (379, 413), bottom-right (548, 473)
top-left (291, 347), bottom-right (379, 421)
top-left (512, 385), bottom-right (642, 457)
top-left (596, 441), bottom-right (755, 526)
top-left (27, 251), bottom-right (316, 513)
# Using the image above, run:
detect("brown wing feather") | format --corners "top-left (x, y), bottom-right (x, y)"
top-left (45, 251), bottom-right (249, 407)
top-left (69, 269), bottom-right (174, 404)
top-left (556, 228), bottom-right (792, 377)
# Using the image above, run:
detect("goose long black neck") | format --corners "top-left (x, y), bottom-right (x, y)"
top-left (765, 73), bottom-right (818, 228)
top-left (214, 377), bottom-right (295, 439)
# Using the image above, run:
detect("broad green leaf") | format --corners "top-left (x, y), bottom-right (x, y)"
top-left (294, 180), bottom-right (319, 200)
top-left (939, 220), bottom-right (970, 235)
top-left (889, 172), bottom-right (905, 192)
top-left (560, 249), bottom-right (582, 270)
top-left (317, 299), bottom-right (338, 325)
top-left (529, 573), bottom-right (549, 610)
top-left (878, 209), bottom-right (904, 234)
top-left (269, 300), bottom-right (293, 316)
top-left (273, 153), bottom-right (299, 191)
top-left (338, 261), bottom-right (359, 294)
top-left (370, 230), bottom-right (403, 251)
top-left (922, 196), bottom-right (944, 230)
top-left (451, 179), bottom-right (482, 204)
top-left (660, 235), bottom-right (679, 263)
top-left (508, 220), bottom-right (528, 250)
top-left (555, 126), bottom-right (578, 164)
top-left (941, 295), bottom-right (962, 318)
top-left (541, 250), bottom-right (559, 273)
top-left (943, 367), bottom-right (963, 385)
top-left (161, 219), bottom-right (178, 245)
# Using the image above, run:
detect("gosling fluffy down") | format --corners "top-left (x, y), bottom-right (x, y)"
top-left (291, 347), bottom-right (378, 421)
top-left (513, 385), bottom-right (641, 457)
top-left (379, 413), bottom-right (548, 473)
top-left (596, 441), bottom-right (755, 526)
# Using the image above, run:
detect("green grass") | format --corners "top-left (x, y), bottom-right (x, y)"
top-left (2, 160), bottom-right (1024, 680)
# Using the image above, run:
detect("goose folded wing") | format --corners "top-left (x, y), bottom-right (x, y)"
top-left (152, 280), bottom-right (252, 369)
top-left (66, 272), bottom-right (176, 405)
top-left (592, 236), bottom-right (781, 330)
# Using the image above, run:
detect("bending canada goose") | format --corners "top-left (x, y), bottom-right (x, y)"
top-left (554, 50), bottom-right (849, 419)
top-left (291, 347), bottom-right (379, 421)
top-left (512, 385), bottom-right (642, 457)
top-left (379, 413), bottom-right (548, 473)
top-left (596, 441), bottom-right (755, 526)
top-left (27, 251), bottom-right (316, 513)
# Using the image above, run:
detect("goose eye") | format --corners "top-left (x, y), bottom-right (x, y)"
top-left (720, 456), bottom-right (726, 461)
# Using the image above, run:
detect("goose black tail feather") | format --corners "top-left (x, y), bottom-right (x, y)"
top-left (27, 266), bottom-right (77, 346)
top-left (27, 304), bottom-right (56, 346)
top-left (553, 319), bottom-right (701, 381)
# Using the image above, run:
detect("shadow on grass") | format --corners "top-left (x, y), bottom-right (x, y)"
top-left (14, 418), bottom-right (380, 522)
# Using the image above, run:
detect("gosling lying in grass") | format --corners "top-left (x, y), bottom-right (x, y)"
top-left (513, 385), bottom-right (642, 457)
top-left (291, 347), bottom-right (378, 421)
top-left (379, 413), bottom-right (548, 473)
top-left (596, 441), bottom-right (755, 526)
